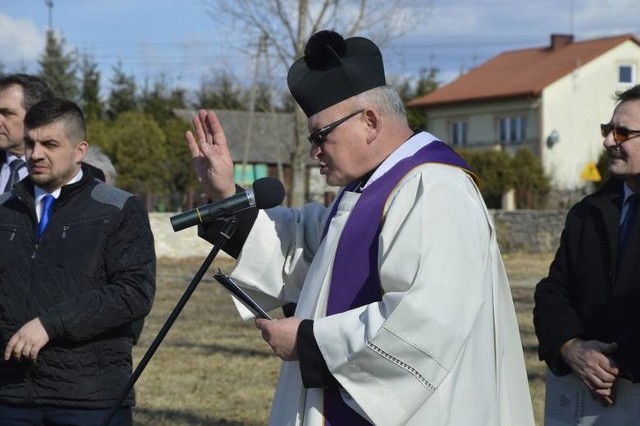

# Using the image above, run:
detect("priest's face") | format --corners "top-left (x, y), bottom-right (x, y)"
top-left (308, 103), bottom-right (371, 187)
top-left (604, 99), bottom-right (640, 180)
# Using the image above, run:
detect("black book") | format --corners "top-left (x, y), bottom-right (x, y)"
top-left (213, 271), bottom-right (273, 320)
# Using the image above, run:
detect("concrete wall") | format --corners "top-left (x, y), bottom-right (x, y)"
top-left (490, 210), bottom-right (566, 253)
top-left (150, 210), bottom-right (567, 259)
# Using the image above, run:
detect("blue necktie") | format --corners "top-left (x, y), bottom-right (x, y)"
top-left (619, 194), bottom-right (639, 256)
top-left (37, 195), bottom-right (55, 242)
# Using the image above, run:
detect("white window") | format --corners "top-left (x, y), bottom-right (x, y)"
top-left (499, 116), bottom-right (526, 143)
top-left (619, 64), bottom-right (636, 84)
top-left (450, 121), bottom-right (467, 146)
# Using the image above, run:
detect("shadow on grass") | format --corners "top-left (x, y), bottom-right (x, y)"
top-left (134, 406), bottom-right (260, 426)
top-left (163, 340), bottom-right (274, 359)
top-left (527, 368), bottom-right (547, 382)
top-left (522, 341), bottom-right (540, 353)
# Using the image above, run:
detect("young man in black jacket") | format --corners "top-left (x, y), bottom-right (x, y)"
top-left (0, 98), bottom-right (156, 425)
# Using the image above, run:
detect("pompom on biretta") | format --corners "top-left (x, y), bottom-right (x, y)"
top-left (287, 30), bottom-right (386, 117)
top-left (303, 30), bottom-right (346, 69)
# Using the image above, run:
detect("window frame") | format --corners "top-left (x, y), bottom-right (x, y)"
top-left (450, 120), bottom-right (468, 147)
top-left (619, 63), bottom-right (636, 85)
top-left (498, 115), bottom-right (527, 144)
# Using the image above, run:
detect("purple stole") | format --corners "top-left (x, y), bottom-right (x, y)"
top-left (322, 140), bottom-right (473, 425)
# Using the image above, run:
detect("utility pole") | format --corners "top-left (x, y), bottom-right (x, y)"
top-left (262, 34), bottom-right (285, 187)
top-left (289, 0), bottom-right (309, 207)
top-left (241, 33), bottom-right (268, 185)
top-left (45, 0), bottom-right (54, 32)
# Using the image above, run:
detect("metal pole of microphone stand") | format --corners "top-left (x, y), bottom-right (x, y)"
top-left (101, 218), bottom-right (237, 426)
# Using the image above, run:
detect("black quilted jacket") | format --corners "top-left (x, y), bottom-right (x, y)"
top-left (0, 164), bottom-right (156, 408)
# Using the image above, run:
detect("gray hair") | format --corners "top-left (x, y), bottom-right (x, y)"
top-left (84, 146), bottom-right (117, 185)
top-left (348, 85), bottom-right (407, 121)
top-left (0, 73), bottom-right (54, 111)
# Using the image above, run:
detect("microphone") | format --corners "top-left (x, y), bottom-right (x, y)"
top-left (170, 177), bottom-right (285, 232)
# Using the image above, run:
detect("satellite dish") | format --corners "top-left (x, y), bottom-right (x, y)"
top-left (547, 130), bottom-right (560, 148)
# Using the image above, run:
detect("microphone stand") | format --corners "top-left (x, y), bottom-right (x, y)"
top-left (101, 218), bottom-right (237, 426)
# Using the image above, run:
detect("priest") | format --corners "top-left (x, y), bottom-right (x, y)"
top-left (187, 30), bottom-right (534, 425)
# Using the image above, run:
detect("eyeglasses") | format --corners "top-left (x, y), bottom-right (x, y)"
top-left (307, 110), bottom-right (364, 146)
top-left (600, 123), bottom-right (640, 143)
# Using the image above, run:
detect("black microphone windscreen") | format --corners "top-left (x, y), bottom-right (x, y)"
top-left (252, 177), bottom-right (285, 209)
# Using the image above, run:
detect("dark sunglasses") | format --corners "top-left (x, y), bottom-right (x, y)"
top-left (601, 123), bottom-right (640, 143)
top-left (307, 110), bottom-right (364, 146)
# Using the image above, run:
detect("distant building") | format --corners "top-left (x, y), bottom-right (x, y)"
top-left (172, 108), bottom-right (333, 204)
top-left (408, 34), bottom-right (640, 190)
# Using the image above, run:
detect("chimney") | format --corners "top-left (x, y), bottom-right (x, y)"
top-left (549, 34), bottom-right (574, 51)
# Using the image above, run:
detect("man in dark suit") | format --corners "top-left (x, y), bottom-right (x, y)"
top-left (0, 74), bottom-right (54, 192)
top-left (534, 84), bottom-right (640, 407)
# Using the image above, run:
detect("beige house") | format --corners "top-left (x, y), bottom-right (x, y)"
top-left (408, 34), bottom-right (640, 190)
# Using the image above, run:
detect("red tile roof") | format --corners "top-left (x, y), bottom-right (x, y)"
top-left (407, 34), bottom-right (640, 108)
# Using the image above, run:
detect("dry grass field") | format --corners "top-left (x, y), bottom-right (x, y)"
top-left (131, 252), bottom-right (554, 425)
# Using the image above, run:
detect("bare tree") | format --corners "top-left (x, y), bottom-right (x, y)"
top-left (206, 0), bottom-right (432, 206)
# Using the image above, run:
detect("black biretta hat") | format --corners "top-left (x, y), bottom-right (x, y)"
top-left (287, 30), bottom-right (386, 117)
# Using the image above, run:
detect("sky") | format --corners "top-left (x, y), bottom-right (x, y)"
top-left (0, 0), bottom-right (638, 100)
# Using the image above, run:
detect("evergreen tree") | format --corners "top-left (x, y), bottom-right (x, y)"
top-left (253, 80), bottom-right (274, 112)
top-left (398, 67), bottom-right (440, 130)
top-left (158, 118), bottom-right (199, 210)
top-left (140, 75), bottom-right (187, 122)
top-left (79, 54), bottom-right (102, 120)
top-left (86, 119), bottom-right (112, 153)
top-left (107, 63), bottom-right (138, 120)
top-left (38, 31), bottom-right (78, 100)
top-left (196, 72), bottom-right (245, 110)
top-left (107, 112), bottom-right (169, 195)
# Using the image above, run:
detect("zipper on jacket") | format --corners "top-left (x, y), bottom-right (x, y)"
top-left (32, 237), bottom-right (42, 258)
top-left (31, 234), bottom-right (41, 258)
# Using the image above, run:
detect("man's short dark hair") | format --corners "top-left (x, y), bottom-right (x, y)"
top-left (0, 73), bottom-right (54, 111)
top-left (24, 98), bottom-right (86, 143)
top-left (616, 84), bottom-right (640, 103)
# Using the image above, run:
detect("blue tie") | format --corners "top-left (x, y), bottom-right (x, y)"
top-left (37, 195), bottom-right (55, 242)
top-left (619, 194), bottom-right (639, 257)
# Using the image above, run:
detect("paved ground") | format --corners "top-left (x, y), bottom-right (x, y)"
top-left (150, 213), bottom-right (231, 260)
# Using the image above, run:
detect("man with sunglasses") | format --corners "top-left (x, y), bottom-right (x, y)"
top-left (535, 84), bottom-right (640, 415)
top-left (188, 30), bottom-right (533, 425)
